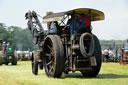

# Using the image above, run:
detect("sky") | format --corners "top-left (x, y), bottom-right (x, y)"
top-left (0, 0), bottom-right (128, 40)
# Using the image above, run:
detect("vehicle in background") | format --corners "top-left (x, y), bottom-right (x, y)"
top-left (0, 38), bottom-right (17, 65)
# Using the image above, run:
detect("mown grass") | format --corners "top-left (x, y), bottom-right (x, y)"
top-left (0, 61), bottom-right (128, 85)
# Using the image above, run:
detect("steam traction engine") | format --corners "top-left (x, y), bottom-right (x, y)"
top-left (25, 8), bottom-right (105, 78)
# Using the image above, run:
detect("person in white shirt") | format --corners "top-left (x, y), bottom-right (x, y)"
top-left (103, 49), bottom-right (109, 62)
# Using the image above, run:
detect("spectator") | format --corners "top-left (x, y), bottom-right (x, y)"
top-left (103, 49), bottom-right (109, 62)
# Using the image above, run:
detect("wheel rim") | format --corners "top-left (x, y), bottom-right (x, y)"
top-left (44, 39), bottom-right (56, 76)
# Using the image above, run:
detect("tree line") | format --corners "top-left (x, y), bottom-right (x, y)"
top-left (0, 22), bottom-right (127, 51)
top-left (0, 23), bottom-right (35, 51)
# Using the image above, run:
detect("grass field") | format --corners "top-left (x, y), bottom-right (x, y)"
top-left (0, 61), bottom-right (128, 85)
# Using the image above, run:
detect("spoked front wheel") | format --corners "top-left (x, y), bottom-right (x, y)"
top-left (44, 35), bottom-right (65, 78)
top-left (32, 51), bottom-right (38, 75)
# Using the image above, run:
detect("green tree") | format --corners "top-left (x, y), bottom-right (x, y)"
top-left (7, 26), bottom-right (35, 51)
top-left (0, 23), bottom-right (8, 41)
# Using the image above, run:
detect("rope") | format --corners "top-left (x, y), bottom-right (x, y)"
top-left (79, 33), bottom-right (94, 57)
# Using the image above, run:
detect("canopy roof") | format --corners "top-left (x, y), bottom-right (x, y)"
top-left (43, 8), bottom-right (105, 23)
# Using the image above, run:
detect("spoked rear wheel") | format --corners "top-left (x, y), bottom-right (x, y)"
top-left (81, 35), bottom-right (102, 77)
top-left (44, 35), bottom-right (64, 78)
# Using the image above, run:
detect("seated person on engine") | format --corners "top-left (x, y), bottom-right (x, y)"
top-left (65, 15), bottom-right (92, 36)
top-left (48, 14), bottom-right (92, 36)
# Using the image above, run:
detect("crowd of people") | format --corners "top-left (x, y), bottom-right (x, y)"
top-left (102, 48), bottom-right (120, 62)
